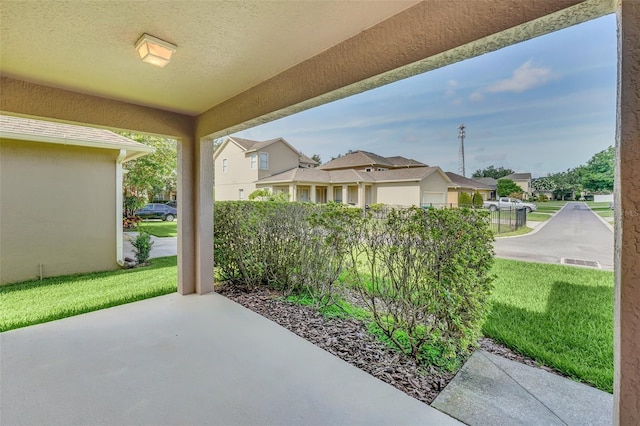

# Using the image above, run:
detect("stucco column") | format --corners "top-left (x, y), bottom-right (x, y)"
top-left (327, 186), bottom-right (334, 202)
top-left (358, 183), bottom-right (365, 207)
top-left (342, 186), bottom-right (348, 205)
top-left (614, 1), bottom-right (640, 423)
top-left (311, 184), bottom-right (317, 203)
top-left (177, 136), bottom-right (214, 295)
top-left (289, 183), bottom-right (296, 201)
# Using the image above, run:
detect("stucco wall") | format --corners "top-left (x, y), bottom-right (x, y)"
top-left (258, 142), bottom-right (300, 180)
top-left (376, 182), bottom-right (420, 207)
top-left (214, 141), bottom-right (258, 200)
top-left (0, 139), bottom-right (118, 285)
top-left (615, 1), bottom-right (640, 422)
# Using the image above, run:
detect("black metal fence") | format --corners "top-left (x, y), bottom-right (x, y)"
top-left (364, 204), bottom-right (527, 234)
top-left (487, 207), bottom-right (527, 234)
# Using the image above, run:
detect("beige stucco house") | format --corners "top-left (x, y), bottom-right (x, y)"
top-left (216, 144), bottom-right (451, 207)
top-left (503, 172), bottom-right (533, 195)
top-left (1, 1), bottom-right (637, 421)
top-left (256, 165), bottom-right (452, 208)
top-left (214, 136), bottom-right (318, 200)
top-left (0, 115), bottom-right (153, 285)
top-left (446, 172), bottom-right (495, 206)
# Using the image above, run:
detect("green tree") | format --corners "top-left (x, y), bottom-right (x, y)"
top-left (248, 188), bottom-right (271, 200)
top-left (120, 133), bottom-right (177, 202)
top-left (497, 179), bottom-right (523, 197)
top-left (580, 146), bottom-right (614, 193)
top-left (472, 192), bottom-right (484, 208)
top-left (472, 165), bottom-right (515, 179)
top-left (458, 192), bottom-right (472, 206)
top-left (531, 176), bottom-right (556, 193)
top-left (311, 154), bottom-right (322, 164)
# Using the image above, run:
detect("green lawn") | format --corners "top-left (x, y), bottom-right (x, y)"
top-left (495, 226), bottom-right (533, 237)
top-left (137, 221), bottom-right (178, 237)
top-left (526, 212), bottom-right (552, 221)
top-left (0, 256), bottom-right (177, 332)
top-left (535, 201), bottom-right (566, 212)
top-left (483, 258), bottom-right (614, 392)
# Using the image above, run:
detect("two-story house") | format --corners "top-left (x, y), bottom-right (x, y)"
top-left (215, 139), bottom-right (453, 208)
top-left (213, 136), bottom-right (318, 201)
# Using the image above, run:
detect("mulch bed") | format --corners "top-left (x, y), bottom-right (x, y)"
top-left (217, 284), bottom-right (565, 405)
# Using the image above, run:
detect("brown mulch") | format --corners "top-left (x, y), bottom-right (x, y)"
top-left (217, 285), bottom-right (565, 405)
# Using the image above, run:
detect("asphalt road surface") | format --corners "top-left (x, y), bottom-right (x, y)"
top-left (493, 202), bottom-right (614, 270)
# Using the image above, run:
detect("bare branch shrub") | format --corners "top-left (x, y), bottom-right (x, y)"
top-left (347, 207), bottom-right (494, 362)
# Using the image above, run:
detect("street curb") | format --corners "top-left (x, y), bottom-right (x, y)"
top-left (494, 204), bottom-right (566, 239)
top-left (584, 202), bottom-right (615, 233)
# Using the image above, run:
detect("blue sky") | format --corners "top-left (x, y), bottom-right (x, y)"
top-left (234, 14), bottom-right (617, 178)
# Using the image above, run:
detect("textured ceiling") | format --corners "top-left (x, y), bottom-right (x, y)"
top-left (0, 1), bottom-right (418, 115)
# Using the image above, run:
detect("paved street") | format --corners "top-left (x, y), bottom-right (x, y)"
top-left (493, 202), bottom-right (614, 270)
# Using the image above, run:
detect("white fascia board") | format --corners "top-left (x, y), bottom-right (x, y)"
top-left (0, 131), bottom-right (155, 160)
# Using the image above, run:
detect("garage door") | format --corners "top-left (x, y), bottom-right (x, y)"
top-left (422, 191), bottom-right (445, 207)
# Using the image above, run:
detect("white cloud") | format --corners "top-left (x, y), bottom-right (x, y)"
top-left (486, 59), bottom-right (552, 93)
top-left (469, 92), bottom-right (484, 102)
top-left (452, 98), bottom-right (463, 105)
top-left (445, 79), bottom-right (458, 97)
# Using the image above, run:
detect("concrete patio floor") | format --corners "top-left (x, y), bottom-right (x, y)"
top-left (0, 293), bottom-right (459, 425)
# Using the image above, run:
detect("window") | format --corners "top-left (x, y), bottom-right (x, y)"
top-left (250, 153), bottom-right (257, 169)
top-left (222, 158), bottom-right (228, 173)
top-left (259, 152), bottom-right (269, 170)
top-left (239, 189), bottom-right (244, 200)
top-left (377, 167), bottom-right (387, 171)
top-left (365, 167), bottom-right (372, 172)
top-left (334, 186), bottom-right (343, 203)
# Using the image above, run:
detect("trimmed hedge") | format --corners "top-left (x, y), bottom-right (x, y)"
top-left (214, 201), bottom-right (494, 363)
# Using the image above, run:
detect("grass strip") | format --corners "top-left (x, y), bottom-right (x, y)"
top-left (526, 212), bottom-right (552, 221)
top-left (137, 221), bottom-right (178, 237)
top-left (0, 256), bottom-right (178, 332)
top-left (483, 258), bottom-right (613, 392)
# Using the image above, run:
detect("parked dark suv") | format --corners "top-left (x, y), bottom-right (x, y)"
top-left (165, 200), bottom-right (177, 208)
top-left (136, 203), bottom-right (177, 222)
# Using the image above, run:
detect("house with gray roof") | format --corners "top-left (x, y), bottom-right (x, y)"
top-left (502, 172), bottom-right (532, 195)
top-left (215, 138), bottom-right (451, 207)
top-left (256, 165), bottom-right (452, 207)
top-left (0, 115), bottom-right (154, 284)
top-left (445, 172), bottom-right (496, 204)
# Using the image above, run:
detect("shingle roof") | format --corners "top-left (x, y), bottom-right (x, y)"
top-left (385, 156), bottom-right (427, 167)
top-left (503, 173), bottom-right (532, 181)
top-left (445, 172), bottom-right (494, 190)
top-left (475, 177), bottom-right (497, 187)
top-left (299, 153), bottom-right (319, 166)
top-left (0, 115), bottom-right (154, 161)
top-left (318, 150), bottom-right (426, 170)
top-left (257, 166), bottom-right (445, 185)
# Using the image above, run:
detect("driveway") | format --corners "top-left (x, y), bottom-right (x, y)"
top-left (124, 232), bottom-right (177, 259)
top-left (493, 202), bottom-right (614, 270)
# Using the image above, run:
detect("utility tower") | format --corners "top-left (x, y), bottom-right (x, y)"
top-left (458, 124), bottom-right (466, 177)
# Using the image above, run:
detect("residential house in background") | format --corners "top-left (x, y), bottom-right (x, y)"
top-left (0, 115), bottom-right (153, 285)
top-left (445, 172), bottom-right (495, 205)
top-left (475, 177), bottom-right (498, 199)
top-left (213, 136), bottom-right (319, 201)
top-left (503, 172), bottom-right (532, 196)
top-left (256, 165), bottom-right (452, 207)
top-left (216, 142), bottom-right (452, 207)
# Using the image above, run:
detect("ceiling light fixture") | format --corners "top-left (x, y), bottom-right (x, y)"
top-left (135, 33), bottom-right (177, 68)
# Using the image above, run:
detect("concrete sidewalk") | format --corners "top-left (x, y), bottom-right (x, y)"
top-left (433, 350), bottom-right (613, 425)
